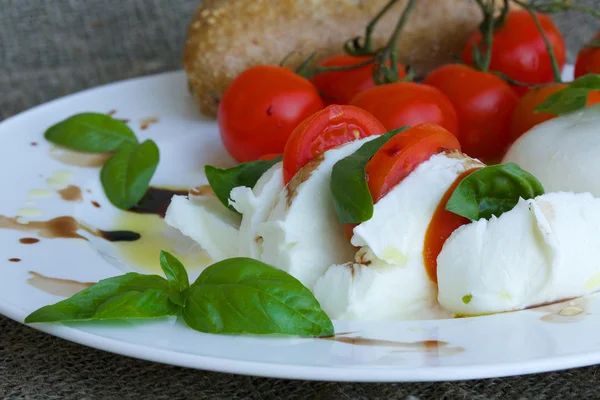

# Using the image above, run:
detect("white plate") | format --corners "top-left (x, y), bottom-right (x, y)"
top-left (2, 67), bottom-right (598, 383)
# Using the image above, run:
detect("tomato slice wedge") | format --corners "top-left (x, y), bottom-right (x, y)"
top-left (423, 168), bottom-right (480, 282)
top-left (283, 105), bottom-right (386, 183)
top-left (365, 123), bottom-right (461, 202)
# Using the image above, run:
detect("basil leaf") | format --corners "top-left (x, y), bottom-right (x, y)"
top-left (25, 273), bottom-right (177, 323)
top-left (160, 250), bottom-right (189, 294)
top-left (101, 140), bottom-right (160, 210)
top-left (205, 156), bottom-right (282, 213)
top-left (586, 37), bottom-right (600, 49)
top-left (44, 113), bottom-right (138, 153)
top-left (535, 75), bottom-right (600, 116)
top-left (330, 128), bottom-right (407, 224)
top-left (183, 258), bottom-right (334, 337)
top-left (445, 163), bottom-right (544, 221)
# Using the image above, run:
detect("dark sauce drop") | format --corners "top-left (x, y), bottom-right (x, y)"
top-left (8, 258), bottom-right (21, 262)
top-left (99, 230), bottom-right (141, 242)
top-left (128, 187), bottom-right (188, 218)
top-left (0, 216), bottom-right (140, 243)
top-left (91, 201), bottom-right (101, 208)
top-left (19, 238), bottom-right (40, 244)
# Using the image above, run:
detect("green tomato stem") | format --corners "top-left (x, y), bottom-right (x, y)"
top-left (344, 0), bottom-right (401, 56)
top-left (512, 0), bottom-right (562, 83)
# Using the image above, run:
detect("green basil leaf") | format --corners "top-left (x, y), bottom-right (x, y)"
top-left (585, 37), bottom-right (600, 49)
top-left (183, 258), bottom-right (334, 337)
top-left (101, 140), bottom-right (160, 210)
top-left (205, 156), bottom-right (282, 213)
top-left (330, 128), bottom-right (407, 224)
top-left (160, 250), bottom-right (189, 294)
top-left (445, 163), bottom-right (544, 221)
top-left (568, 74), bottom-right (600, 90)
top-left (535, 75), bottom-right (600, 116)
top-left (25, 273), bottom-right (175, 323)
top-left (44, 112), bottom-right (138, 153)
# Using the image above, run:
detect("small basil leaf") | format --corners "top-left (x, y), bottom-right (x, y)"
top-left (330, 128), bottom-right (407, 224)
top-left (535, 75), bottom-right (600, 116)
top-left (535, 88), bottom-right (589, 116)
top-left (585, 37), bottom-right (600, 49)
top-left (25, 273), bottom-right (174, 323)
top-left (445, 163), bottom-right (544, 221)
top-left (568, 74), bottom-right (600, 90)
top-left (205, 156), bottom-right (282, 213)
top-left (184, 258), bottom-right (333, 337)
top-left (44, 113), bottom-right (138, 153)
top-left (160, 250), bottom-right (189, 294)
top-left (101, 140), bottom-right (160, 210)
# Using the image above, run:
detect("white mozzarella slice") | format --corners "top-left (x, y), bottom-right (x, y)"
top-left (165, 194), bottom-right (240, 262)
top-left (438, 192), bottom-right (600, 315)
top-left (503, 105), bottom-right (600, 196)
top-left (257, 137), bottom-right (376, 289)
top-left (351, 151), bottom-right (483, 266)
top-left (314, 151), bottom-right (482, 321)
top-left (229, 162), bottom-right (284, 259)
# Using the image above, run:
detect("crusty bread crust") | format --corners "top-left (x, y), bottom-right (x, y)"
top-left (183, 0), bottom-right (500, 117)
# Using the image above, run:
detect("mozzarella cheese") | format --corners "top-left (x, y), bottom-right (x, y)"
top-left (314, 151), bottom-right (483, 320)
top-left (229, 162), bottom-right (284, 259)
top-left (164, 193), bottom-right (241, 262)
top-left (257, 137), bottom-right (376, 289)
top-left (503, 105), bottom-right (600, 196)
top-left (437, 192), bottom-right (600, 315)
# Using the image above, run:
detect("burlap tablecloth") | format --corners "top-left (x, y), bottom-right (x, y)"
top-left (1, 1), bottom-right (600, 398)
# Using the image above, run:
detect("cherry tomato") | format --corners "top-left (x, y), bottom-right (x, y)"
top-left (423, 168), bottom-right (480, 282)
top-left (423, 64), bottom-right (518, 162)
top-left (283, 105), bottom-right (386, 183)
top-left (310, 55), bottom-right (406, 105)
top-left (218, 65), bottom-right (324, 162)
top-left (349, 82), bottom-right (459, 134)
top-left (575, 32), bottom-right (600, 78)
top-left (462, 10), bottom-right (566, 95)
top-left (365, 123), bottom-right (461, 202)
top-left (509, 84), bottom-right (600, 142)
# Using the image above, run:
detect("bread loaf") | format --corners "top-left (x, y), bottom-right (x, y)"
top-left (183, 0), bottom-right (499, 117)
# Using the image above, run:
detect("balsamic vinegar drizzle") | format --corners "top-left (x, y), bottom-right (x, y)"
top-left (127, 187), bottom-right (188, 218)
top-left (1, 215), bottom-right (140, 243)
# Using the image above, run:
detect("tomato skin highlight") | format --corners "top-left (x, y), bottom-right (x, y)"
top-left (283, 105), bottom-right (386, 183)
top-left (423, 64), bottom-right (518, 162)
top-left (350, 82), bottom-right (459, 134)
top-left (423, 168), bottom-right (480, 282)
top-left (311, 55), bottom-right (406, 105)
top-left (365, 123), bottom-right (461, 203)
top-left (575, 32), bottom-right (600, 78)
top-left (218, 65), bottom-right (324, 162)
top-left (462, 10), bottom-right (566, 87)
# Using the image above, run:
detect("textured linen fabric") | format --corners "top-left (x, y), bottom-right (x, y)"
top-left (1, 0), bottom-right (599, 398)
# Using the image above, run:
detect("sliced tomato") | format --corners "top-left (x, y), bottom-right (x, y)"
top-left (365, 123), bottom-right (461, 203)
top-left (423, 168), bottom-right (480, 282)
top-left (283, 105), bottom-right (386, 183)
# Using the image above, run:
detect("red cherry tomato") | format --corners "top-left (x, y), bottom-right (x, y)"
top-left (365, 123), bottom-right (461, 202)
top-left (462, 10), bottom-right (566, 95)
top-left (423, 64), bottom-right (518, 162)
top-left (423, 168), bottom-right (480, 282)
top-left (509, 84), bottom-right (600, 142)
top-left (310, 55), bottom-right (406, 105)
top-left (349, 82), bottom-right (459, 134)
top-left (218, 65), bottom-right (324, 162)
top-left (283, 105), bottom-right (386, 183)
top-left (575, 32), bottom-right (600, 78)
